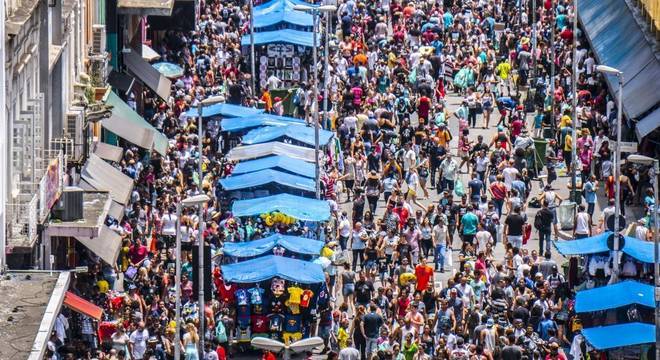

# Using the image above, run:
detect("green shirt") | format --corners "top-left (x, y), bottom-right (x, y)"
top-left (402, 342), bottom-right (418, 360)
top-left (461, 212), bottom-right (479, 235)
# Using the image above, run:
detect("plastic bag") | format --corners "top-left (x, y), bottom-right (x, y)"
top-left (454, 178), bottom-right (465, 197)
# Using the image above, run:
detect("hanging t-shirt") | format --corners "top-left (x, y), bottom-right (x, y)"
top-left (235, 289), bottom-right (249, 306)
top-left (248, 287), bottom-right (264, 305)
top-left (287, 286), bottom-right (304, 305)
top-left (284, 314), bottom-right (302, 333)
top-left (300, 289), bottom-right (314, 308)
top-left (251, 315), bottom-right (269, 333)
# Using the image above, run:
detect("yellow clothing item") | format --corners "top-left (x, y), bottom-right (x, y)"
top-left (321, 246), bottom-right (334, 259)
top-left (496, 62), bottom-right (511, 80)
top-left (287, 286), bottom-right (304, 304)
top-left (564, 134), bottom-right (573, 151)
top-left (399, 272), bottom-right (417, 286)
top-left (560, 115), bottom-right (572, 128)
top-left (436, 129), bottom-right (451, 147)
top-left (97, 280), bottom-right (109, 294)
top-left (338, 327), bottom-right (349, 349)
top-left (282, 332), bottom-right (303, 344)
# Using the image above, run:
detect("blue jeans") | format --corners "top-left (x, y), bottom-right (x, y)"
top-left (494, 198), bottom-right (504, 217)
top-left (538, 229), bottom-right (552, 255)
top-left (434, 244), bottom-right (446, 270)
top-left (366, 337), bottom-right (379, 357)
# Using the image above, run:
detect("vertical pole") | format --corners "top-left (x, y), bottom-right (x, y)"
top-left (313, 12), bottom-right (320, 199)
top-left (531, 0), bottom-right (537, 82)
top-left (550, 0), bottom-right (556, 134)
top-left (250, 0), bottom-right (256, 95)
top-left (198, 206), bottom-right (206, 354)
top-left (197, 103), bottom-right (206, 353)
top-left (323, 11), bottom-right (330, 130)
top-left (570, 0), bottom-right (578, 202)
top-left (32, 103), bottom-right (37, 193)
top-left (198, 102), bottom-right (204, 189)
top-left (0, 0), bottom-right (6, 272)
top-left (174, 204), bottom-right (182, 360)
top-left (612, 75), bottom-right (623, 277)
top-left (653, 159), bottom-right (659, 360)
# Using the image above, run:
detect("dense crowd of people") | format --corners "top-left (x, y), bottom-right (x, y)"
top-left (45, 0), bottom-right (659, 359)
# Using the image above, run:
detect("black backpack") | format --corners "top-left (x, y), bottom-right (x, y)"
top-left (534, 211), bottom-right (544, 230)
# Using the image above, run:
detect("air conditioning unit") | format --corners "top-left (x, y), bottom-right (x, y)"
top-left (89, 54), bottom-right (108, 87)
top-left (65, 107), bottom-right (85, 161)
top-left (92, 24), bottom-right (106, 55)
top-left (52, 186), bottom-right (84, 222)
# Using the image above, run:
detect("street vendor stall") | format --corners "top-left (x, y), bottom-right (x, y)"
top-left (218, 168), bottom-right (316, 199)
top-left (231, 155), bottom-right (315, 178)
top-left (241, 125), bottom-right (334, 148)
top-left (222, 233), bottom-right (324, 259)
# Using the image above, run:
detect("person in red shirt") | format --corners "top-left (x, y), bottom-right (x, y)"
top-left (128, 238), bottom-right (148, 267)
top-left (414, 257), bottom-right (434, 293)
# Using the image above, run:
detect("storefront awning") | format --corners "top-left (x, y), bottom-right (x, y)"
top-left (63, 291), bottom-right (103, 320)
top-left (635, 107), bottom-right (660, 139)
top-left (81, 154), bottom-right (134, 205)
top-left (117, 0), bottom-right (174, 16)
top-left (242, 125), bottom-right (334, 147)
top-left (582, 323), bottom-right (655, 350)
top-left (103, 90), bottom-right (169, 155)
top-left (142, 44), bottom-right (161, 61)
top-left (223, 233), bottom-right (324, 258)
top-left (107, 71), bottom-right (136, 96)
top-left (578, 0), bottom-right (660, 139)
top-left (92, 142), bottom-right (124, 163)
top-left (123, 49), bottom-right (171, 101)
top-left (75, 226), bottom-right (123, 266)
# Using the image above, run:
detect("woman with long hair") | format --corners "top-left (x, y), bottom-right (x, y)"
top-left (350, 305), bottom-right (367, 359)
top-left (182, 322), bottom-right (199, 360)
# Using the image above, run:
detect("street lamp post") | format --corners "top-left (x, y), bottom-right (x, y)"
top-left (570, 0), bottom-right (578, 203)
top-left (174, 194), bottom-right (211, 360)
top-left (596, 65), bottom-right (623, 277)
top-left (250, 0), bottom-right (256, 94)
top-left (293, 4), bottom-right (337, 199)
top-left (626, 154), bottom-right (659, 359)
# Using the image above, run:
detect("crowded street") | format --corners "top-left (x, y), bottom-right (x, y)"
top-left (1, 0), bottom-right (659, 359)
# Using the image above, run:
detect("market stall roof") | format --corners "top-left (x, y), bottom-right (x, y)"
top-left (117, 0), bottom-right (174, 16)
top-left (221, 113), bottom-right (305, 133)
top-left (554, 232), bottom-right (660, 263)
top-left (575, 281), bottom-right (654, 313)
top-left (63, 291), bottom-right (103, 320)
top-left (123, 48), bottom-right (172, 100)
top-left (183, 103), bottom-right (264, 118)
top-left (222, 233), bottom-right (324, 257)
top-left (221, 255), bottom-right (325, 283)
top-left (254, 0), bottom-right (316, 14)
top-left (81, 154), bottom-right (134, 205)
top-left (232, 193), bottom-right (330, 221)
top-left (241, 29), bottom-right (319, 47)
top-left (232, 156), bottom-right (315, 178)
top-left (219, 169), bottom-right (315, 193)
top-left (242, 125), bottom-right (334, 147)
top-left (142, 44), bottom-right (161, 61)
top-left (578, 0), bottom-right (660, 139)
top-left (553, 232), bottom-right (611, 255)
top-left (103, 90), bottom-right (169, 156)
top-left (582, 323), bottom-right (655, 350)
top-left (227, 142), bottom-right (316, 162)
top-left (253, 7), bottom-right (313, 28)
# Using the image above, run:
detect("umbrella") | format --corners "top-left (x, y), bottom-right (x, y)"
top-left (142, 44), bottom-right (160, 62)
top-left (152, 62), bottom-right (184, 78)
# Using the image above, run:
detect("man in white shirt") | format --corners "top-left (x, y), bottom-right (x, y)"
top-left (337, 211), bottom-right (352, 250)
top-left (403, 142), bottom-right (417, 179)
top-left (573, 204), bottom-right (591, 239)
top-left (599, 198), bottom-right (616, 232)
top-left (129, 322), bottom-right (149, 360)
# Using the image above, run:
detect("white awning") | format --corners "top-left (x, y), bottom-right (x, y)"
top-left (92, 142), bottom-right (124, 163)
top-left (142, 44), bottom-right (161, 61)
top-left (109, 201), bottom-right (125, 221)
top-left (75, 226), bottom-right (123, 265)
top-left (635, 107), bottom-right (660, 139)
top-left (81, 154), bottom-right (134, 205)
top-left (123, 49), bottom-right (171, 101)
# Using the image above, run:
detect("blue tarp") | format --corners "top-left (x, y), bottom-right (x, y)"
top-left (575, 281), bottom-right (655, 313)
top-left (219, 169), bottom-right (315, 192)
top-left (222, 234), bottom-right (323, 257)
top-left (232, 156), bottom-right (315, 178)
top-left (254, 8), bottom-right (313, 29)
top-left (553, 232), bottom-right (659, 263)
top-left (553, 232), bottom-right (611, 255)
top-left (241, 29), bottom-right (318, 47)
top-left (221, 255), bottom-right (325, 283)
top-left (582, 323), bottom-right (655, 350)
top-left (232, 193), bottom-right (330, 221)
top-left (242, 125), bottom-right (334, 146)
top-left (254, 0), bottom-right (316, 14)
top-left (183, 103), bottom-right (264, 118)
top-left (221, 114), bottom-right (305, 133)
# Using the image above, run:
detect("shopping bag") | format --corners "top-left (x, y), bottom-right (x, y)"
top-left (454, 178), bottom-right (465, 197)
top-left (523, 224), bottom-right (532, 245)
top-left (446, 247), bottom-right (453, 268)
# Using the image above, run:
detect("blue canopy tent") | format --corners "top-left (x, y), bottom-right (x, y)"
top-left (553, 232), bottom-right (611, 255)
top-left (575, 281), bottom-right (654, 313)
top-left (582, 323), bottom-right (655, 350)
top-left (242, 125), bottom-right (334, 147)
top-left (254, 0), bottom-right (316, 14)
top-left (554, 232), bottom-right (660, 263)
top-left (232, 193), bottom-right (330, 221)
top-left (241, 29), bottom-right (318, 47)
top-left (221, 255), bottom-right (325, 283)
top-left (182, 103), bottom-right (264, 118)
top-left (221, 113), bottom-right (305, 133)
top-left (222, 234), bottom-right (323, 258)
top-left (231, 156), bottom-right (315, 178)
top-left (253, 7), bottom-right (313, 30)
top-left (219, 169), bottom-right (315, 196)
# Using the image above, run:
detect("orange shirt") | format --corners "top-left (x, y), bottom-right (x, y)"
top-left (415, 264), bottom-right (433, 291)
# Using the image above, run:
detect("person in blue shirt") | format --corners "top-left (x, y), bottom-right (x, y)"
top-left (443, 11), bottom-right (453, 30)
top-left (537, 310), bottom-right (557, 341)
top-left (583, 174), bottom-right (598, 220)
